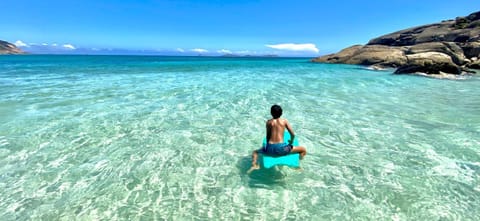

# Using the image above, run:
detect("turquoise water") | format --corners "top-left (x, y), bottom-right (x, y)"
top-left (1, 55), bottom-right (479, 220)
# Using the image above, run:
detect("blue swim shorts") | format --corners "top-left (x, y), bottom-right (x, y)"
top-left (262, 143), bottom-right (293, 156)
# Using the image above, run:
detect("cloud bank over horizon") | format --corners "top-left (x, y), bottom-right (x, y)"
top-left (191, 48), bottom-right (209, 53)
top-left (63, 44), bottom-right (76, 50)
top-left (12, 39), bottom-right (319, 57)
top-left (265, 43), bottom-right (319, 53)
top-left (15, 40), bottom-right (77, 51)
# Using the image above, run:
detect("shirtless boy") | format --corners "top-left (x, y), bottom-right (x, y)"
top-left (249, 104), bottom-right (307, 172)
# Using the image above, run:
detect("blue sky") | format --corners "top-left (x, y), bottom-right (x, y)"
top-left (1, 0), bottom-right (476, 56)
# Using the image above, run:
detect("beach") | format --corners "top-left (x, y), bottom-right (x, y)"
top-left (1, 55), bottom-right (479, 220)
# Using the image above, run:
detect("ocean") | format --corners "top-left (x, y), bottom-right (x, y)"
top-left (0, 55), bottom-right (479, 220)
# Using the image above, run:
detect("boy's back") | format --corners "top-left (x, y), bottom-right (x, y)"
top-left (266, 118), bottom-right (293, 145)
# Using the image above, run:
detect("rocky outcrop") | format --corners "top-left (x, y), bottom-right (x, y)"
top-left (314, 45), bottom-right (408, 67)
top-left (0, 40), bottom-right (24, 54)
top-left (312, 11), bottom-right (480, 77)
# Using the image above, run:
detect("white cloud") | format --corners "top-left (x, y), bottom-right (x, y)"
top-left (265, 43), bottom-right (319, 53)
top-left (14, 40), bottom-right (29, 47)
top-left (176, 48), bottom-right (185, 52)
top-left (63, 44), bottom-right (76, 50)
top-left (217, 49), bottom-right (232, 54)
top-left (191, 48), bottom-right (208, 53)
top-left (52, 43), bottom-right (58, 47)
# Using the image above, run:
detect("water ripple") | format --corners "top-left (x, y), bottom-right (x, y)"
top-left (0, 56), bottom-right (479, 220)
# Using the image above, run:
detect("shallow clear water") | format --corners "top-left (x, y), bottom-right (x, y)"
top-left (0, 55), bottom-right (479, 220)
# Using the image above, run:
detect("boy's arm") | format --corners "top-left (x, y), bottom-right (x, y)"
top-left (266, 121), bottom-right (271, 143)
top-left (285, 119), bottom-right (295, 145)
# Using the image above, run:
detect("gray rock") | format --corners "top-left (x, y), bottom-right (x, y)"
top-left (467, 59), bottom-right (480, 69)
top-left (311, 45), bottom-right (363, 63)
top-left (344, 45), bottom-right (407, 67)
top-left (461, 42), bottom-right (480, 58)
top-left (312, 45), bottom-right (408, 67)
top-left (312, 11), bottom-right (480, 76)
top-left (394, 63), bottom-right (461, 75)
top-left (407, 42), bottom-right (466, 65)
top-left (396, 52), bottom-right (461, 74)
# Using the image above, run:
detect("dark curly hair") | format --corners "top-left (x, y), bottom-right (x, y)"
top-left (270, 104), bottom-right (283, 119)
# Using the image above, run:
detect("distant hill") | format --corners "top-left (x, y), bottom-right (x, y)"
top-left (312, 11), bottom-right (480, 78)
top-left (0, 40), bottom-right (25, 54)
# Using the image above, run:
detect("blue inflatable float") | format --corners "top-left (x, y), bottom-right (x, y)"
top-left (261, 131), bottom-right (300, 168)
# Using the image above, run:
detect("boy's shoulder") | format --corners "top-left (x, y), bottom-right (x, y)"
top-left (266, 118), bottom-right (288, 124)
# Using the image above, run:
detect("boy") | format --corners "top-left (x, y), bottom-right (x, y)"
top-left (248, 104), bottom-right (307, 173)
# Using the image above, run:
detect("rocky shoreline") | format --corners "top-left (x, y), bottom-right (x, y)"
top-left (312, 11), bottom-right (480, 78)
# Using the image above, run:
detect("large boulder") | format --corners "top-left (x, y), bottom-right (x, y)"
top-left (461, 42), bottom-right (480, 58)
top-left (368, 11), bottom-right (480, 46)
top-left (312, 45), bottom-right (408, 67)
top-left (367, 23), bottom-right (455, 46)
top-left (407, 42), bottom-right (467, 65)
top-left (344, 45), bottom-right (407, 67)
top-left (394, 64), bottom-right (461, 75)
top-left (312, 11), bottom-right (480, 77)
top-left (311, 45), bottom-right (363, 63)
top-left (395, 52), bottom-right (461, 75)
top-left (467, 59), bottom-right (480, 69)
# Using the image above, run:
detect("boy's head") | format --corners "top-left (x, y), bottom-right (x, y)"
top-left (270, 104), bottom-right (283, 119)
